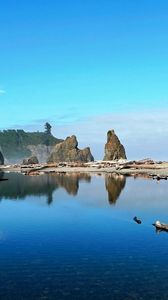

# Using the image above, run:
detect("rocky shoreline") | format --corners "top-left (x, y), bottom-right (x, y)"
top-left (1, 159), bottom-right (168, 180)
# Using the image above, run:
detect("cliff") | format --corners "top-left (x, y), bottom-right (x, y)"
top-left (0, 129), bottom-right (63, 163)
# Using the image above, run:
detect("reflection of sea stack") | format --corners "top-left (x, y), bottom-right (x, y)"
top-left (105, 174), bottom-right (126, 204)
top-left (103, 130), bottom-right (127, 160)
top-left (53, 173), bottom-right (91, 195)
top-left (47, 135), bottom-right (94, 163)
top-left (0, 172), bottom-right (91, 203)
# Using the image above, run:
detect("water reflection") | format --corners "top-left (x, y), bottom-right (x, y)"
top-left (1, 176), bottom-right (168, 299)
top-left (105, 174), bottom-right (126, 205)
top-left (0, 172), bottom-right (5, 180)
top-left (0, 172), bottom-right (126, 205)
top-left (54, 172), bottom-right (91, 196)
top-left (0, 172), bottom-right (91, 204)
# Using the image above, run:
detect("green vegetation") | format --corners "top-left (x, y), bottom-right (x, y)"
top-left (0, 128), bottom-right (62, 162)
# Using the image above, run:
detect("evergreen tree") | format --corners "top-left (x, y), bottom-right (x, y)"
top-left (44, 122), bottom-right (52, 135)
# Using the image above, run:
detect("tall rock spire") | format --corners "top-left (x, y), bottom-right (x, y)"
top-left (103, 130), bottom-right (127, 160)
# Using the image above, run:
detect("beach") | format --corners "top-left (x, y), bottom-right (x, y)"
top-left (2, 159), bottom-right (168, 179)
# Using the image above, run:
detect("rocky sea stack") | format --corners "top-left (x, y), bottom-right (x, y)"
top-left (22, 156), bottom-right (39, 165)
top-left (0, 151), bottom-right (4, 165)
top-left (103, 130), bottom-right (127, 161)
top-left (47, 135), bottom-right (94, 163)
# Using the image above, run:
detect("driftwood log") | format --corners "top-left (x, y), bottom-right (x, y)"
top-left (153, 221), bottom-right (168, 231)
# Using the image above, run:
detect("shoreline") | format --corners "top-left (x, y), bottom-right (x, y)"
top-left (1, 159), bottom-right (168, 180)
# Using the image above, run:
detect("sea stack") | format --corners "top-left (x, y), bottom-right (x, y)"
top-left (103, 130), bottom-right (127, 160)
top-left (22, 156), bottom-right (39, 165)
top-left (47, 135), bottom-right (94, 163)
top-left (0, 151), bottom-right (4, 165)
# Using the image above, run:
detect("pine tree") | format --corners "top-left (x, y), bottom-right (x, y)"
top-left (44, 122), bottom-right (52, 135)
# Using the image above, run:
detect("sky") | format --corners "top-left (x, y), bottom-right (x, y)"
top-left (0, 0), bottom-right (168, 159)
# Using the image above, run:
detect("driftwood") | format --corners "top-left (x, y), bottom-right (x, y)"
top-left (152, 175), bottom-right (168, 181)
top-left (153, 221), bottom-right (168, 232)
top-left (2, 159), bottom-right (168, 179)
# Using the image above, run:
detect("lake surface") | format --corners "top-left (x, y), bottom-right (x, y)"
top-left (0, 172), bottom-right (168, 300)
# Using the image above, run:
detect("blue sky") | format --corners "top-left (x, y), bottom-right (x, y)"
top-left (1, 0), bottom-right (168, 159)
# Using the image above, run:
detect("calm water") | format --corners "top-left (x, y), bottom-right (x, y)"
top-left (0, 172), bottom-right (168, 300)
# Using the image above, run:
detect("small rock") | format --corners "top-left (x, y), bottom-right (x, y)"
top-left (133, 216), bottom-right (142, 224)
top-left (22, 156), bottom-right (39, 165)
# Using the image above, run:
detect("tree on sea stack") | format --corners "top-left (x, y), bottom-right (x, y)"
top-left (44, 122), bottom-right (52, 135)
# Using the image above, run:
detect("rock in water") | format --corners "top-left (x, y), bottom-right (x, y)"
top-left (22, 156), bottom-right (39, 165)
top-left (0, 151), bottom-right (4, 165)
top-left (103, 130), bottom-right (127, 161)
top-left (47, 135), bottom-right (94, 163)
top-left (133, 216), bottom-right (142, 224)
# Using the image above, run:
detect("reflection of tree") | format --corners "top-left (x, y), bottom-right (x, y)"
top-left (0, 172), bottom-right (91, 204)
top-left (47, 191), bottom-right (53, 205)
top-left (105, 174), bottom-right (126, 205)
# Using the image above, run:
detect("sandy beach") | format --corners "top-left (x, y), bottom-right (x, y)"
top-left (1, 159), bottom-right (168, 180)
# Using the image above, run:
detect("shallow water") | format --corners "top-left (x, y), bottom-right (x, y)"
top-left (0, 172), bottom-right (168, 299)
